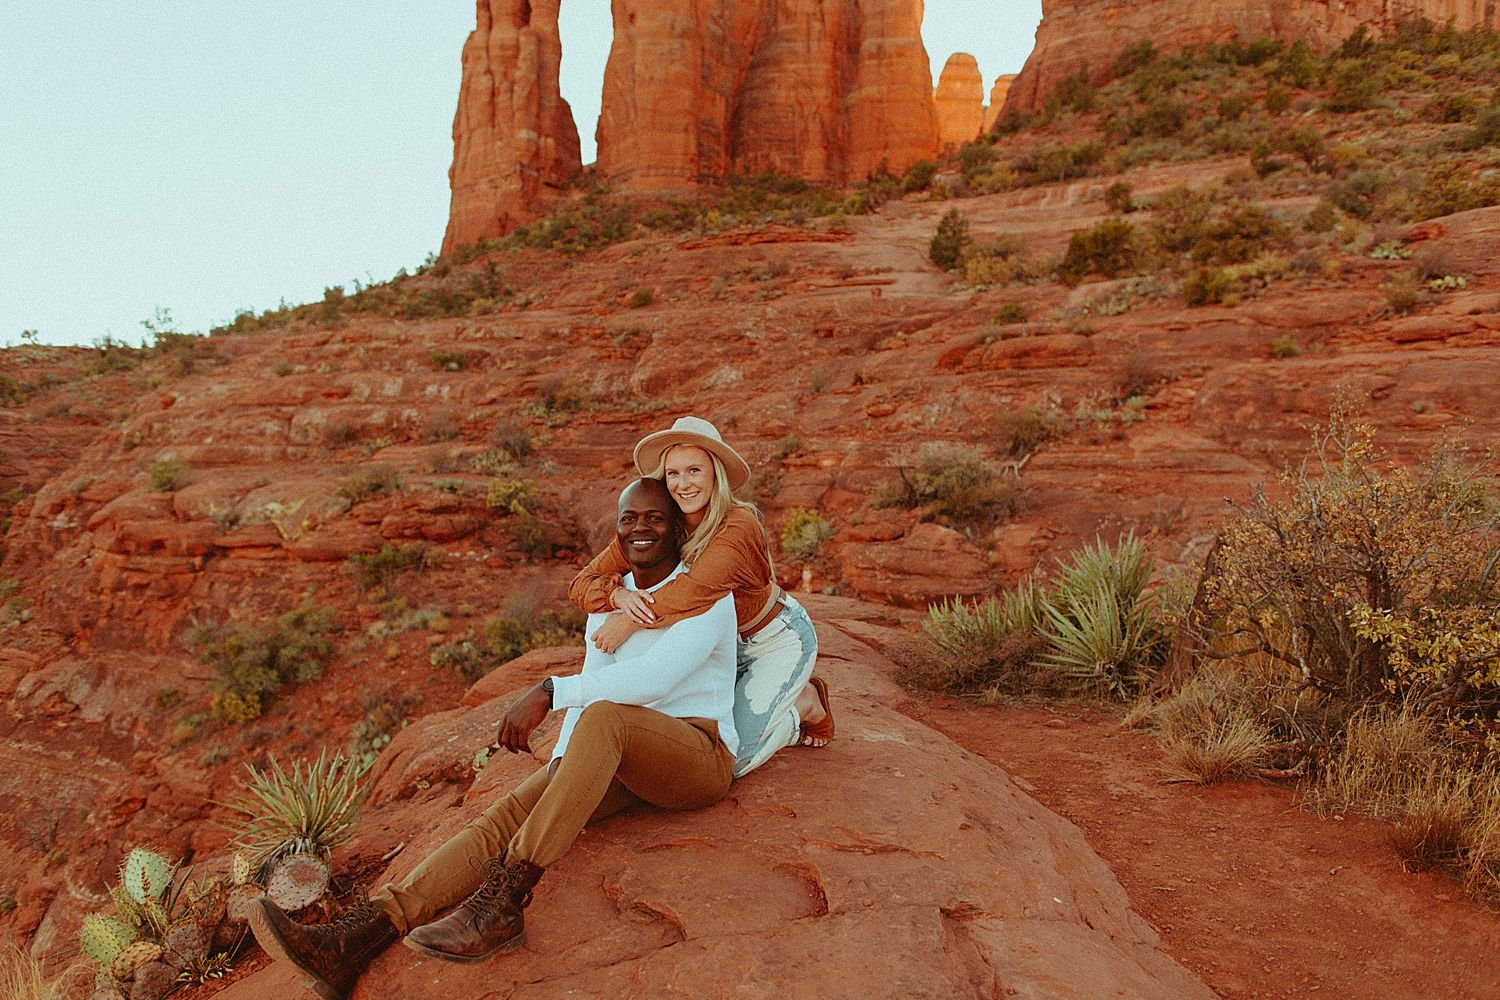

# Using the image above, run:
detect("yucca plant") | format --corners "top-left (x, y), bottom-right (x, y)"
top-left (904, 579), bottom-right (1050, 695)
top-left (221, 751), bottom-right (369, 911)
top-left (1038, 533), bottom-right (1164, 696)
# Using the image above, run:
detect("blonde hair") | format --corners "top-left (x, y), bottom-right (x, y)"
top-left (650, 446), bottom-right (770, 568)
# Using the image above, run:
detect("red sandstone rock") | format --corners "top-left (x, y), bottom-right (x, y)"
top-left (216, 606), bottom-right (1215, 1000)
top-left (984, 73), bottom-right (1017, 131)
top-left (442, 0), bottom-right (582, 253)
top-left (935, 53), bottom-right (986, 150)
top-left (1006, 0), bottom-right (1499, 113)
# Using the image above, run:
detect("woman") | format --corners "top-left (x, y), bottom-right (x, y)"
top-left (568, 416), bottom-right (831, 777)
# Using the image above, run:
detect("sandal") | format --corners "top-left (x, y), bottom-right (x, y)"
top-left (798, 676), bottom-right (834, 748)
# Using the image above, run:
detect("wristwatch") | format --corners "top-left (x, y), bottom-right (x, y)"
top-left (541, 677), bottom-right (554, 707)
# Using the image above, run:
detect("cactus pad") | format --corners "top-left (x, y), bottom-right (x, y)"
top-left (110, 940), bottom-right (163, 983)
top-left (265, 852), bottom-right (329, 912)
top-left (80, 913), bottom-right (138, 966)
top-left (224, 883), bottom-right (265, 925)
top-left (230, 851), bottom-right (253, 886)
top-left (120, 848), bottom-right (175, 906)
top-left (129, 960), bottom-right (177, 1000)
top-left (160, 920), bottom-right (210, 970)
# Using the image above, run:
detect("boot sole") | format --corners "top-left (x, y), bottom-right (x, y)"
top-left (247, 898), bottom-right (345, 1000)
top-left (402, 929), bottom-right (524, 964)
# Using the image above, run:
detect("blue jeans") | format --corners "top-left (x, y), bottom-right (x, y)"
top-left (732, 595), bottom-right (818, 777)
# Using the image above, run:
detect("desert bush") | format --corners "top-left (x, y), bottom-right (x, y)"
top-left (0, 374), bottom-right (22, 408)
top-left (1104, 181), bottom-right (1135, 214)
top-left (781, 509), bottom-right (834, 559)
top-left (430, 609), bottom-right (584, 682)
top-left (1017, 140), bottom-right (1106, 184)
top-left (1044, 69), bottom-right (1098, 119)
top-left (347, 543), bottom-right (432, 594)
top-left (1381, 269), bottom-right (1424, 314)
top-left (902, 158), bottom-right (938, 192)
top-left (1327, 169), bottom-right (1396, 219)
top-left (1455, 102), bottom-right (1500, 150)
top-left (1196, 404), bottom-right (1499, 706)
top-left (1412, 159), bottom-right (1500, 219)
top-left (1125, 96), bottom-right (1190, 138)
top-left (186, 604), bottom-right (338, 723)
top-left (147, 455), bottom-right (190, 492)
top-left (336, 463), bottom-right (401, 503)
top-left (906, 443), bottom-right (1022, 531)
top-left (1182, 266), bottom-right (1237, 306)
top-left (1057, 218), bottom-right (1140, 285)
top-left (486, 477), bottom-right (537, 514)
top-left (1324, 58), bottom-right (1382, 112)
top-left (929, 209), bottom-right (971, 269)
top-left (430, 350), bottom-right (470, 371)
top-left (991, 405), bottom-right (1060, 458)
top-left (1271, 335), bottom-right (1303, 359)
top-left (992, 301), bottom-right (1028, 325)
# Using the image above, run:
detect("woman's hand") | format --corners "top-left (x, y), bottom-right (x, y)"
top-left (591, 612), bottom-right (640, 654)
top-left (611, 586), bottom-right (657, 625)
top-left (498, 683), bottom-right (552, 754)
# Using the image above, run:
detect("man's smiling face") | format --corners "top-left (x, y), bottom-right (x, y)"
top-left (616, 479), bottom-right (681, 574)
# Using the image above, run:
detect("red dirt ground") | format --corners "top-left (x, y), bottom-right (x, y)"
top-left (905, 697), bottom-right (1500, 1000)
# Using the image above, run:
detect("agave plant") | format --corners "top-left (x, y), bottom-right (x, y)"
top-left (221, 751), bottom-right (369, 911)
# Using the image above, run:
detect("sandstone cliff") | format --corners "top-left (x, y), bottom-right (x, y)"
top-left (934, 53), bottom-right (985, 150)
top-left (984, 73), bottom-right (1017, 132)
top-left (1007, 0), bottom-right (1500, 113)
top-left (442, 0), bottom-right (582, 254)
top-left (447, 0), bottom-right (940, 249)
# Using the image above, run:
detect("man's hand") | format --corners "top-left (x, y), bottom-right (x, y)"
top-left (497, 683), bottom-right (552, 754)
top-left (591, 611), bottom-right (640, 654)
top-left (611, 586), bottom-right (657, 625)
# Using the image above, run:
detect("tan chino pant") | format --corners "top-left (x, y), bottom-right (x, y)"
top-left (371, 701), bottom-right (734, 933)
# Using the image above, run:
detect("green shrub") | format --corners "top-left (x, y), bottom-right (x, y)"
top-left (629, 287), bottom-right (656, 308)
top-left (186, 604), bottom-right (338, 723)
top-left (1182, 267), bottom-right (1237, 306)
top-left (992, 301), bottom-right (1028, 325)
top-left (430, 350), bottom-right (470, 371)
top-left (1126, 97), bottom-right (1190, 138)
top-left (1455, 102), bottom-right (1500, 150)
top-left (929, 209), bottom-right (970, 270)
top-left (907, 443), bottom-right (1022, 531)
top-left (1045, 70), bottom-right (1097, 118)
top-left (1324, 58), bottom-right (1381, 113)
top-left (1057, 218), bottom-right (1139, 285)
top-left (898, 583), bottom-right (1051, 696)
top-left (1413, 160), bottom-right (1500, 219)
top-left (1019, 140), bottom-right (1106, 184)
top-left (1271, 334), bottom-right (1303, 358)
top-left (431, 610), bottom-right (585, 682)
top-left (1263, 84), bottom-right (1292, 115)
top-left (781, 509), bottom-right (834, 559)
top-left (901, 158), bottom-right (938, 192)
top-left (1327, 169), bottom-right (1395, 219)
top-left (1197, 404), bottom-right (1498, 705)
top-left (1104, 182), bottom-right (1135, 214)
top-left (486, 477), bottom-right (536, 514)
top-left (148, 456), bottom-right (190, 492)
top-left (336, 464), bottom-right (401, 503)
top-left (0, 374), bottom-right (22, 408)
top-left (347, 543), bottom-right (431, 594)
top-left (992, 406), bottom-right (1060, 457)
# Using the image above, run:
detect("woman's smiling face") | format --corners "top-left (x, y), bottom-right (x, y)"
top-left (662, 445), bottom-right (715, 520)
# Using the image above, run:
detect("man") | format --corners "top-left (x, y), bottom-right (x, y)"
top-left (248, 478), bottom-right (739, 999)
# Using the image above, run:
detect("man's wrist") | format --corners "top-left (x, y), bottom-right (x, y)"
top-left (541, 677), bottom-right (555, 708)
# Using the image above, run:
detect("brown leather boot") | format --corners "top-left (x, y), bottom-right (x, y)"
top-left (403, 856), bottom-right (544, 963)
top-left (248, 898), bottom-right (399, 1000)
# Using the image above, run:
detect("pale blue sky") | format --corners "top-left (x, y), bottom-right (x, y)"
top-left (2, 2), bottom-right (1041, 348)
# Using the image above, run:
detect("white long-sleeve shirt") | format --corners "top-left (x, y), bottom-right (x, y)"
top-left (549, 563), bottom-right (739, 760)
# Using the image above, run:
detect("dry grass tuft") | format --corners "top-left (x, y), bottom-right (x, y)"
top-left (1160, 714), bottom-right (1271, 784)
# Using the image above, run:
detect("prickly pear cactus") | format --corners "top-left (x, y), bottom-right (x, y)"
top-left (80, 913), bottom-right (138, 966)
top-left (225, 883), bottom-right (265, 925)
top-left (121, 848), bottom-right (174, 906)
top-left (90, 985), bottom-right (128, 1000)
top-left (265, 853), bottom-right (330, 912)
top-left (128, 960), bottom-right (177, 1000)
top-left (160, 920), bottom-right (210, 971)
top-left (110, 940), bottom-right (163, 983)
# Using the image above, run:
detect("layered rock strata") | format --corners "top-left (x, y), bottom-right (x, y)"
top-left (442, 0), bottom-right (582, 254)
top-left (934, 53), bottom-right (985, 149)
top-left (1007, 0), bottom-right (1500, 113)
top-left (984, 73), bottom-right (1017, 131)
top-left (446, 0), bottom-right (940, 249)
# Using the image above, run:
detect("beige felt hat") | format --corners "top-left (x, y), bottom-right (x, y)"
top-left (633, 416), bottom-right (751, 491)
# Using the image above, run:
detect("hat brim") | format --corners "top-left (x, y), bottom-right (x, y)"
top-left (633, 430), bottom-right (752, 491)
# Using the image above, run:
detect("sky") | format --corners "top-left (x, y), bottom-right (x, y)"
top-left (2, 2), bottom-right (1042, 348)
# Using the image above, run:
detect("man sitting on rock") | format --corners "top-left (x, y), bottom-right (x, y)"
top-left (248, 477), bottom-right (739, 999)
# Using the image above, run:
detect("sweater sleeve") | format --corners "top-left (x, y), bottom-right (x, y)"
top-left (631, 513), bottom-right (770, 629)
top-left (567, 537), bottom-right (631, 615)
top-left (549, 600), bottom-right (733, 709)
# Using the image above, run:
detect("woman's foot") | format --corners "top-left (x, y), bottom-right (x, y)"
top-left (796, 677), bottom-right (834, 748)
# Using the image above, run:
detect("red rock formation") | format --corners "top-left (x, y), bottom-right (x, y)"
top-left (1006, 0), bottom-right (1500, 113)
top-left (984, 73), bottom-right (1017, 131)
top-left (442, 0), bottom-right (582, 253)
top-left (597, 0), bottom-right (939, 189)
top-left (934, 53), bottom-right (985, 149)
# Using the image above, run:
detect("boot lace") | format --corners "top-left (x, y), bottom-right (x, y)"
top-left (460, 858), bottom-right (517, 920)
